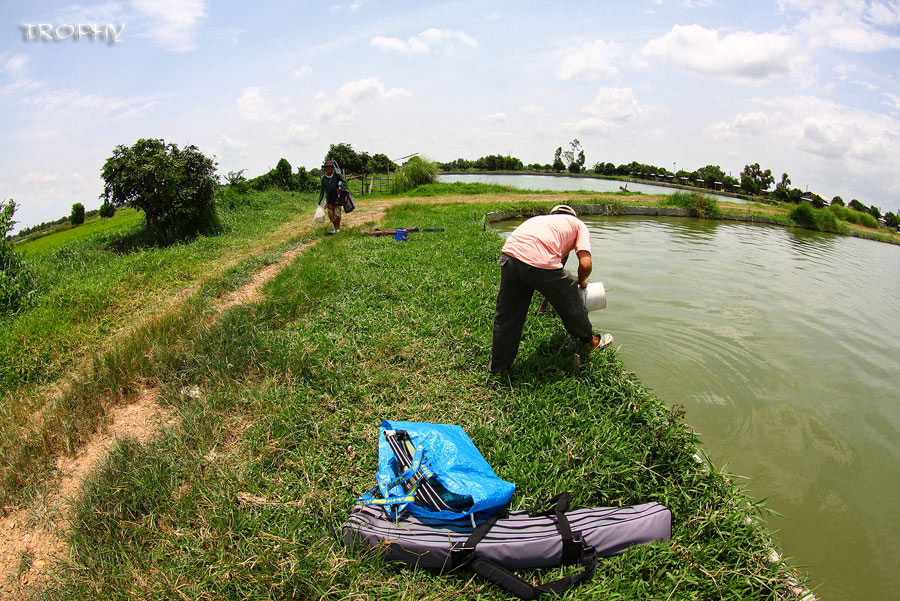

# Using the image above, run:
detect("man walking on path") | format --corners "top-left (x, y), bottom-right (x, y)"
top-left (489, 204), bottom-right (613, 374)
top-left (318, 160), bottom-right (347, 233)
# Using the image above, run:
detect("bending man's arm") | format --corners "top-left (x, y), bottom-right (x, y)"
top-left (576, 250), bottom-right (592, 288)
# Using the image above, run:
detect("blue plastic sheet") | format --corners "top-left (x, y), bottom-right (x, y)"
top-left (377, 420), bottom-right (515, 520)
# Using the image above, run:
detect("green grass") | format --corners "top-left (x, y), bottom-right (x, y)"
top-left (27, 201), bottom-right (801, 600)
top-left (789, 203), bottom-right (849, 234)
top-left (14, 208), bottom-right (143, 255)
top-left (393, 181), bottom-right (521, 196)
top-left (0, 189), bottom-right (317, 507)
top-left (828, 204), bottom-right (879, 228)
top-left (660, 191), bottom-right (723, 219)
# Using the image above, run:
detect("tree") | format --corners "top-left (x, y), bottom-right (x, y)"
top-left (740, 163), bottom-right (774, 196)
top-left (369, 153), bottom-right (396, 174)
top-left (867, 204), bottom-right (882, 219)
top-left (324, 143), bottom-right (365, 177)
top-left (552, 147), bottom-right (565, 172)
top-left (773, 173), bottom-right (792, 203)
top-left (848, 199), bottom-right (867, 212)
top-left (696, 165), bottom-right (728, 189)
top-left (885, 212), bottom-right (899, 229)
top-left (562, 139), bottom-right (585, 173)
top-left (99, 202), bottom-right (116, 218)
top-left (70, 202), bottom-right (85, 225)
top-left (831, 196), bottom-right (845, 206)
top-left (101, 138), bottom-right (219, 240)
top-left (275, 158), bottom-right (293, 189)
top-left (1, 200), bottom-right (34, 313)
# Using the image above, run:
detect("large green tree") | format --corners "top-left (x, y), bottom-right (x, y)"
top-left (695, 165), bottom-right (727, 189)
top-left (773, 173), bottom-right (792, 203)
top-left (324, 143), bottom-right (366, 177)
top-left (101, 138), bottom-right (219, 239)
top-left (740, 163), bottom-right (774, 196)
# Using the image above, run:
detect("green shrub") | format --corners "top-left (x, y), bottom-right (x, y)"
top-left (829, 205), bottom-right (878, 228)
top-left (790, 203), bottom-right (846, 233)
top-left (98, 202), bottom-right (116, 218)
top-left (389, 156), bottom-right (439, 194)
top-left (70, 203), bottom-right (85, 226)
top-left (0, 200), bottom-right (34, 313)
top-left (661, 191), bottom-right (722, 218)
top-left (100, 138), bottom-right (220, 243)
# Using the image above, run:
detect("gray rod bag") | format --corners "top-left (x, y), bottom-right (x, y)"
top-left (344, 492), bottom-right (672, 599)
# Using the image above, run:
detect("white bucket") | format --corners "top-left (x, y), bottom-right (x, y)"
top-left (580, 281), bottom-right (607, 312)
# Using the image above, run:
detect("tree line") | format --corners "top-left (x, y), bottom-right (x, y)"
top-left (437, 139), bottom-right (898, 229)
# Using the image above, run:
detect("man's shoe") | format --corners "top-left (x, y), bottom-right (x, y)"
top-left (586, 333), bottom-right (614, 352)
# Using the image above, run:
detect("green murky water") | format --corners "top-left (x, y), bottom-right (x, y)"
top-left (495, 216), bottom-right (900, 600)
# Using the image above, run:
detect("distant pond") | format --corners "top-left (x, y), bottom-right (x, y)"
top-left (439, 172), bottom-right (748, 204)
top-left (492, 215), bottom-right (900, 601)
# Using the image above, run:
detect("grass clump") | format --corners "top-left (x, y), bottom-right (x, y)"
top-left (790, 203), bottom-right (848, 234)
top-left (828, 204), bottom-right (879, 228)
top-left (389, 155), bottom-right (439, 194)
top-left (394, 181), bottom-right (519, 197)
top-left (660, 191), bottom-right (722, 218)
top-left (34, 202), bottom-right (803, 600)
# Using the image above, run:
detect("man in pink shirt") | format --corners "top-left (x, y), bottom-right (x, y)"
top-left (489, 205), bottom-right (613, 373)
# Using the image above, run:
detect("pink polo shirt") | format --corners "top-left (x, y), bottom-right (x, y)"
top-left (501, 214), bottom-right (591, 269)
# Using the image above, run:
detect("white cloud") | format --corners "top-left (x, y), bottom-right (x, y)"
top-left (482, 112), bottom-right (509, 123)
top-left (706, 111), bottom-right (771, 140)
top-left (314, 77), bottom-right (410, 122)
top-left (799, 116), bottom-right (851, 158)
top-left (867, 0), bottom-right (900, 25)
top-left (370, 28), bottom-right (477, 54)
top-left (236, 88), bottom-right (274, 122)
top-left (784, 0), bottom-right (900, 52)
top-left (1, 54), bottom-right (28, 74)
top-left (291, 65), bottom-right (313, 79)
top-left (581, 87), bottom-right (641, 123)
top-left (641, 24), bottom-right (795, 82)
top-left (568, 117), bottom-right (616, 135)
top-left (24, 89), bottom-right (161, 123)
top-left (557, 40), bottom-right (622, 81)
top-left (886, 93), bottom-right (900, 111)
top-left (132, 0), bottom-right (206, 52)
top-left (21, 172), bottom-right (60, 184)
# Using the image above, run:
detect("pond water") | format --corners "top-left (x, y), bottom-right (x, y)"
top-left (440, 172), bottom-right (747, 204)
top-left (493, 216), bottom-right (900, 601)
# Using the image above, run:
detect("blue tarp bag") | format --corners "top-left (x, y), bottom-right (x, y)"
top-left (354, 420), bottom-right (515, 521)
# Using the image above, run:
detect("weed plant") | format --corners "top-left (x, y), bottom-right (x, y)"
top-left (828, 205), bottom-right (879, 229)
top-left (789, 203), bottom-right (848, 234)
top-left (35, 202), bottom-right (802, 600)
top-left (388, 156), bottom-right (439, 194)
top-left (660, 191), bottom-right (723, 218)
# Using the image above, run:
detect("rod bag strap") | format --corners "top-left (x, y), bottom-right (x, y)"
top-left (467, 541), bottom-right (597, 600)
top-left (455, 492), bottom-right (597, 598)
top-left (529, 492), bottom-right (581, 564)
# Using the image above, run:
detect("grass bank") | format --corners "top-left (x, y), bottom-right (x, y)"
top-left (0, 190), bottom-right (320, 507)
top-left (17, 199), bottom-right (804, 599)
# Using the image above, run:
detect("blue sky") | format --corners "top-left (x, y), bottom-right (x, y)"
top-left (2, 0), bottom-right (900, 230)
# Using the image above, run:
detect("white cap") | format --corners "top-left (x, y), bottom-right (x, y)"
top-left (550, 204), bottom-right (577, 217)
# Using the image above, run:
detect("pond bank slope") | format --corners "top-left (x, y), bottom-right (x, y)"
top-left (15, 200), bottom-right (811, 600)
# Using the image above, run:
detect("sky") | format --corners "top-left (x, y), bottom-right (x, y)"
top-left (2, 0), bottom-right (900, 231)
